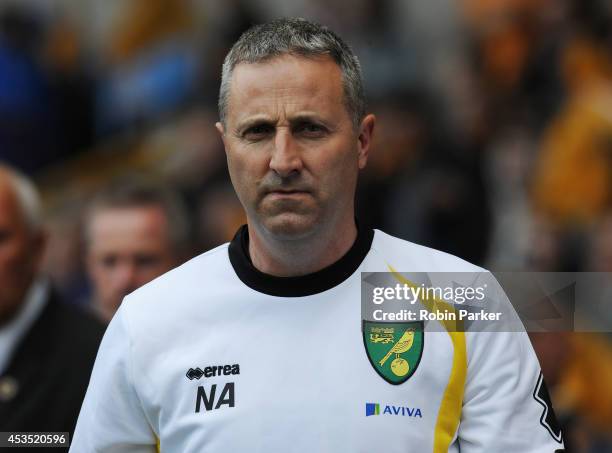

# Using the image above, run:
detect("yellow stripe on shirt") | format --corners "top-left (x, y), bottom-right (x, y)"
top-left (388, 266), bottom-right (467, 453)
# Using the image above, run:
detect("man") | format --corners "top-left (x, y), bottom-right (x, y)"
top-left (84, 180), bottom-right (190, 322)
top-left (71, 19), bottom-right (565, 452)
top-left (0, 165), bottom-right (104, 450)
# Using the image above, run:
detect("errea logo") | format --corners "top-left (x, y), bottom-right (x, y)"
top-left (186, 364), bottom-right (240, 380)
top-left (187, 364), bottom-right (240, 413)
top-left (365, 402), bottom-right (422, 418)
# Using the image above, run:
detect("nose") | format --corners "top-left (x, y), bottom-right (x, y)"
top-left (269, 127), bottom-right (303, 178)
top-left (113, 261), bottom-right (137, 294)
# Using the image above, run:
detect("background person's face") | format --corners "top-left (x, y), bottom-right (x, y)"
top-left (86, 205), bottom-right (177, 321)
top-left (0, 178), bottom-right (44, 326)
top-left (218, 55), bottom-right (370, 239)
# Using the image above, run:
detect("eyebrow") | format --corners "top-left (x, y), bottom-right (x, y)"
top-left (234, 113), bottom-right (329, 133)
top-left (234, 116), bottom-right (274, 134)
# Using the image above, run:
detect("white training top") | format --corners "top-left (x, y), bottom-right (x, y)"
top-left (70, 226), bottom-right (565, 452)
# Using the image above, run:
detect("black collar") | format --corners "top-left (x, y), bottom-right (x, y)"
top-left (228, 221), bottom-right (374, 297)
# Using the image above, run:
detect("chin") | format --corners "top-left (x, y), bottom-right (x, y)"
top-left (262, 212), bottom-right (319, 240)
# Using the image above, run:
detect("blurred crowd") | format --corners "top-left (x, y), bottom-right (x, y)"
top-left (0, 0), bottom-right (611, 450)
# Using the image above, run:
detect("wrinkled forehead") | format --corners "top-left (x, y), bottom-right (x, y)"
top-left (226, 54), bottom-right (346, 124)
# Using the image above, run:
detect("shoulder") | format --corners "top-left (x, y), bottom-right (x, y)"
top-left (370, 229), bottom-right (486, 273)
top-left (118, 243), bottom-right (233, 324)
top-left (13, 294), bottom-right (106, 374)
top-left (131, 243), bottom-right (229, 297)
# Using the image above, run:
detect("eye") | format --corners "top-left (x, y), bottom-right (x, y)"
top-left (134, 254), bottom-right (160, 269)
top-left (295, 122), bottom-right (326, 138)
top-left (243, 124), bottom-right (274, 141)
top-left (101, 255), bottom-right (118, 268)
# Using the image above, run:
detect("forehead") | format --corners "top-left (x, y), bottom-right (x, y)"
top-left (227, 54), bottom-right (346, 124)
top-left (88, 206), bottom-right (169, 246)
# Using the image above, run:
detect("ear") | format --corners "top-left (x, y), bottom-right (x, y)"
top-left (215, 122), bottom-right (228, 151)
top-left (357, 114), bottom-right (375, 170)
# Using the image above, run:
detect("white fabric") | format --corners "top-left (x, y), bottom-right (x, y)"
top-left (71, 230), bottom-right (564, 452)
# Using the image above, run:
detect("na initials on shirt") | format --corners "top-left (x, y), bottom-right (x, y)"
top-left (195, 383), bottom-right (235, 412)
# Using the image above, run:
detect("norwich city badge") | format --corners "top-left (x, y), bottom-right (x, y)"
top-left (362, 321), bottom-right (424, 385)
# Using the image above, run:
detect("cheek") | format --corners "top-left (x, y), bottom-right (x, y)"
top-left (314, 144), bottom-right (359, 197)
top-left (227, 149), bottom-right (266, 197)
top-left (227, 154), bottom-right (247, 186)
top-left (0, 243), bottom-right (36, 307)
top-left (134, 268), bottom-right (159, 285)
top-left (0, 242), bottom-right (32, 278)
top-left (91, 263), bottom-right (114, 286)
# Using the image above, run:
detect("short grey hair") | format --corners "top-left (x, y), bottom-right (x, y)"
top-left (219, 18), bottom-right (365, 129)
top-left (0, 164), bottom-right (43, 233)
top-left (84, 178), bottom-right (191, 255)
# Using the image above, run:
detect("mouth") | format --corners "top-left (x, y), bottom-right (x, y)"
top-left (266, 190), bottom-right (310, 199)
top-left (266, 188), bottom-right (310, 196)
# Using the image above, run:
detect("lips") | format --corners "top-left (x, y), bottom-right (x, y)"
top-left (263, 185), bottom-right (311, 195)
top-left (268, 190), bottom-right (308, 194)
top-left (266, 190), bottom-right (309, 198)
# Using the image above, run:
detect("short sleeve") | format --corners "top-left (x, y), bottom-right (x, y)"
top-left (457, 330), bottom-right (565, 452)
top-left (69, 305), bottom-right (157, 453)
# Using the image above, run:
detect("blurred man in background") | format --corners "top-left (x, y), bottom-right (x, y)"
top-left (0, 164), bottom-right (104, 448)
top-left (84, 179), bottom-right (190, 322)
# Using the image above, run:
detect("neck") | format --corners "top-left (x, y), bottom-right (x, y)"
top-left (247, 214), bottom-right (358, 277)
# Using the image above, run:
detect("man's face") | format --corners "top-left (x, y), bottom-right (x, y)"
top-left (86, 206), bottom-right (177, 321)
top-left (0, 178), bottom-right (44, 326)
top-left (217, 55), bottom-right (374, 239)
